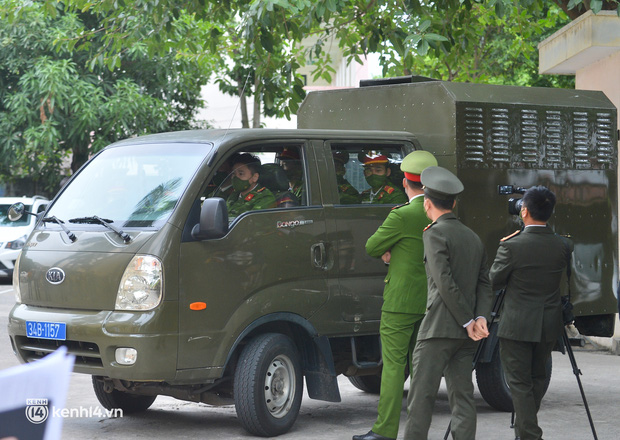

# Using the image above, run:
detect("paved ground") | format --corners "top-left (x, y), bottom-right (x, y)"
top-left (1, 281), bottom-right (618, 439)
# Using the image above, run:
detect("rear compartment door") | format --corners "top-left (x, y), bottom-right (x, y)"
top-left (309, 139), bottom-right (416, 335)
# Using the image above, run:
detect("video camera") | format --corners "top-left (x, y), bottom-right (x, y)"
top-left (498, 185), bottom-right (527, 215)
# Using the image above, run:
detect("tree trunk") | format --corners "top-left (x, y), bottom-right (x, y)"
top-left (253, 75), bottom-right (261, 128)
top-left (71, 144), bottom-right (90, 174)
top-left (238, 78), bottom-right (249, 128)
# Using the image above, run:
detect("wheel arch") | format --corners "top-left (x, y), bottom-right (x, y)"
top-left (224, 313), bottom-right (341, 402)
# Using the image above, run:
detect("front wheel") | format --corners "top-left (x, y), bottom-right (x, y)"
top-left (234, 333), bottom-right (303, 437)
top-left (92, 376), bottom-right (156, 414)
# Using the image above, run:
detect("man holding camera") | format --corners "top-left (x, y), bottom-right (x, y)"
top-left (490, 186), bottom-right (573, 440)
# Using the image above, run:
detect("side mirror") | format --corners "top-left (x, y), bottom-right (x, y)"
top-left (191, 197), bottom-right (229, 240)
top-left (8, 202), bottom-right (26, 222)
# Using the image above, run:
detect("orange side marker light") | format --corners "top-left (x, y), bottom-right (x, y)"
top-left (190, 302), bottom-right (207, 311)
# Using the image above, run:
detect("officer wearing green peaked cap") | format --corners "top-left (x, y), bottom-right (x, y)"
top-left (420, 165), bottom-right (464, 200)
top-left (400, 150), bottom-right (438, 181)
top-left (354, 150), bottom-right (437, 440)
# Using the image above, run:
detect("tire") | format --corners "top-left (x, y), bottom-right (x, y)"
top-left (234, 333), bottom-right (303, 437)
top-left (92, 376), bottom-right (156, 414)
top-left (475, 343), bottom-right (552, 412)
top-left (348, 373), bottom-right (382, 394)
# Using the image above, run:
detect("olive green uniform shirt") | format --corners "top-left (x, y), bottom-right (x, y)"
top-left (226, 185), bottom-right (276, 217)
top-left (418, 212), bottom-right (493, 340)
top-left (365, 196), bottom-right (428, 314)
top-left (361, 184), bottom-right (407, 205)
top-left (490, 226), bottom-right (573, 343)
top-left (337, 177), bottom-right (361, 204)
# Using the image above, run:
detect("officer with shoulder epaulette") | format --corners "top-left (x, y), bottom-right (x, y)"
top-left (353, 150), bottom-right (437, 440)
top-left (333, 151), bottom-right (361, 204)
top-left (403, 166), bottom-right (493, 440)
top-left (490, 186), bottom-right (573, 440)
top-left (360, 152), bottom-right (407, 205)
top-left (226, 153), bottom-right (276, 217)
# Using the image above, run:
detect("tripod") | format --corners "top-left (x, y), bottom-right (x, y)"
top-left (561, 326), bottom-right (598, 440)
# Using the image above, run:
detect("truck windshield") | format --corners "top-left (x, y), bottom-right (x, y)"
top-left (47, 143), bottom-right (210, 229)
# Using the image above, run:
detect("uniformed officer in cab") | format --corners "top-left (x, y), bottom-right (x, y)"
top-left (333, 151), bottom-right (361, 204)
top-left (360, 151), bottom-right (407, 205)
top-left (277, 147), bottom-right (304, 202)
top-left (226, 153), bottom-right (276, 217)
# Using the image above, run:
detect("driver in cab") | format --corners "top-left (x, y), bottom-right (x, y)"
top-left (226, 153), bottom-right (276, 217)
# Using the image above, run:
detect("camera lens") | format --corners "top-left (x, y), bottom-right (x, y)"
top-left (508, 198), bottom-right (523, 215)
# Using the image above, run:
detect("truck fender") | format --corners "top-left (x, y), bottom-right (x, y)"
top-left (224, 312), bottom-right (341, 402)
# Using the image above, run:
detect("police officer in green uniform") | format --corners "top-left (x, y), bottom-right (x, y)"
top-left (490, 186), bottom-right (573, 440)
top-left (360, 152), bottom-right (407, 205)
top-left (226, 153), bottom-right (276, 217)
top-left (353, 151), bottom-right (437, 440)
top-left (403, 166), bottom-right (493, 440)
top-left (333, 151), bottom-right (361, 204)
top-left (278, 147), bottom-right (304, 202)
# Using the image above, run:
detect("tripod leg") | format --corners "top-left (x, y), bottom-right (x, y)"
top-left (562, 329), bottom-right (598, 440)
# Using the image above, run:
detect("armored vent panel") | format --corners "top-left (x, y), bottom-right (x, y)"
top-left (457, 102), bottom-right (617, 170)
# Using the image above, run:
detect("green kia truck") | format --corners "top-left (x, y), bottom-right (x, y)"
top-left (7, 77), bottom-right (618, 436)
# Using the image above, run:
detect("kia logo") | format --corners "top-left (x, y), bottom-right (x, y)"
top-left (46, 268), bottom-right (65, 285)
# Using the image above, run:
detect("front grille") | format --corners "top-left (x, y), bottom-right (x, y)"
top-left (16, 336), bottom-right (103, 368)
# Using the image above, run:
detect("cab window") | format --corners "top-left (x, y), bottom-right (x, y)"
top-left (329, 144), bottom-right (406, 205)
top-left (204, 145), bottom-right (306, 219)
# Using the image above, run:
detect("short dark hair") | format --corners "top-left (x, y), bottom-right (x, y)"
top-left (522, 185), bottom-right (555, 221)
top-left (424, 193), bottom-right (455, 211)
top-left (405, 179), bottom-right (423, 190)
top-left (232, 153), bottom-right (261, 175)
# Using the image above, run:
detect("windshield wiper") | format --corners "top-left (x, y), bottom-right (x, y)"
top-left (69, 216), bottom-right (131, 243)
top-left (42, 216), bottom-right (77, 242)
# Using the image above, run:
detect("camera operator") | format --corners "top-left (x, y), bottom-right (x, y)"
top-left (490, 185), bottom-right (573, 440)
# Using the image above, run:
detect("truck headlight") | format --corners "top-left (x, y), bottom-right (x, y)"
top-left (13, 253), bottom-right (21, 304)
top-left (115, 255), bottom-right (163, 311)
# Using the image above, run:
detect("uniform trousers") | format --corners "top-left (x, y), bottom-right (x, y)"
top-left (403, 338), bottom-right (478, 440)
top-left (499, 337), bottom-right (555, 440)
top-left (373, 311), bottom-right (424, 438)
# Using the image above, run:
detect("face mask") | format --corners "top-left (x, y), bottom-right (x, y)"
top-left (232, 176), bottom-right (251, 192)
top-left (365, 174), bottom-right (387, 189)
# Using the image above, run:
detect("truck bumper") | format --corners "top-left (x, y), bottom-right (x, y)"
top-left (8, 301), bottom-right (179, 382)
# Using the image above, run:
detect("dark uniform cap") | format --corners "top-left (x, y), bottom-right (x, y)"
top-left (400, 150), bottom-right (438, 181)
top-left (421, 166), bottom-right (464, 200)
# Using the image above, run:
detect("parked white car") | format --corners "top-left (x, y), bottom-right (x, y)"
top-left (0, 196), bottom-right (49, 279)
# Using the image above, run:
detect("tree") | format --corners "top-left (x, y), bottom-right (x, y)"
top-left (0, 0), bottom-right (212, 195)
top-left (51, 1), bottom-right (618, 111)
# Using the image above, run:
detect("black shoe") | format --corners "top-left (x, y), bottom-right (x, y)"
top-left (352, 431), bottom-right (396, 440)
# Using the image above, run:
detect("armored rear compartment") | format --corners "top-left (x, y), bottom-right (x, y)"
top-left (298, 78), bottom-right (618, 337)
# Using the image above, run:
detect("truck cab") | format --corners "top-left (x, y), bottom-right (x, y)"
top-left (8, 129), bottom-right (418, 436)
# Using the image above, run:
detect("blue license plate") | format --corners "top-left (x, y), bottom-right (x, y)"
top-left (26, 321), bottom-right (67, 341)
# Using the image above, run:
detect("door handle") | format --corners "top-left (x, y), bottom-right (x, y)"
top-left (311, 242), bottom-right (326, 270)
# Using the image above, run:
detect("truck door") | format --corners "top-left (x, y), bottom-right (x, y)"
top-left (177, 140), bottom-right (331, 371)
top-left (310, 140), bottom-right (415, 335)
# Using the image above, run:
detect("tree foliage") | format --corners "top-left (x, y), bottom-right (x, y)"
top-left (2, 0), bottom-right (617, 192)
top-left (0, 0), bottom-right (211, 195)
